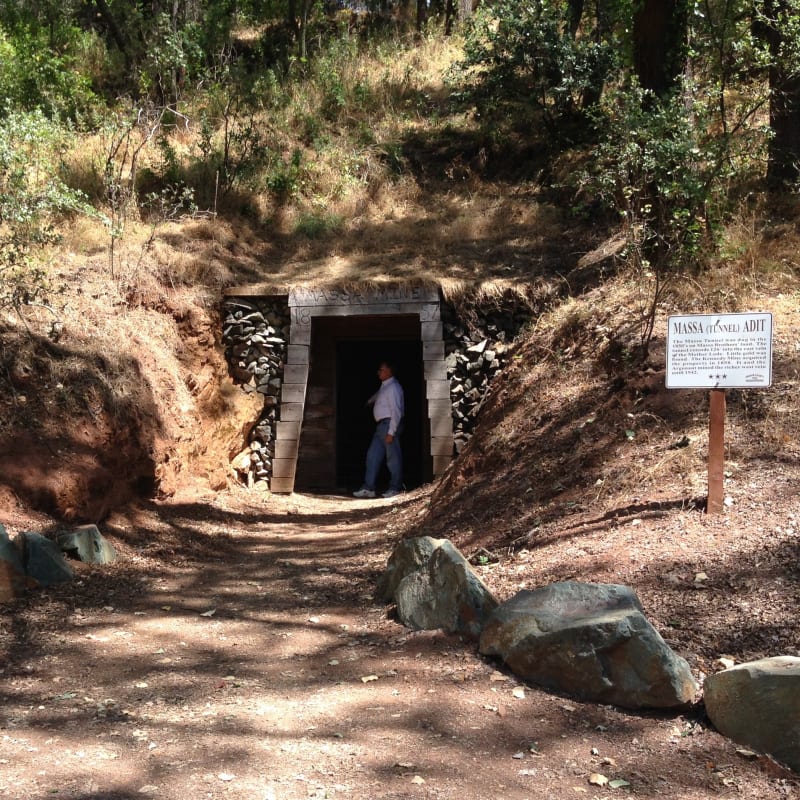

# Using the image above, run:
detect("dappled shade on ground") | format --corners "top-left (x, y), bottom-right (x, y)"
top-left (1, 489), bottom-right (798, 799)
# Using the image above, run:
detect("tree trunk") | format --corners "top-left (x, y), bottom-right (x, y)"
top-left (632, 0), bottom-right (689, 98)
top-left (768, 72), bottom-right (800, 186)
top-left (417, 0), bottom-right (428, 30)
top-left (566, 0), bottom-right (584, 38)
top-left (445, 0), bottom-right (457, 34)
top-left (761, 1), bottom-right (800, 186)
top-left (93, 0), bottom-right (132, 70)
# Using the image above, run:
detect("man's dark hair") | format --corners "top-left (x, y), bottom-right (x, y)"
top-left (380, 360), bottom-right (397, 376)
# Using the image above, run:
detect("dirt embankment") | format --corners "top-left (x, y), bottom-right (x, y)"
top-left (0, 281), bottom-right (261, 523)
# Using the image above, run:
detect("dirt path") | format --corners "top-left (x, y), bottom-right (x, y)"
top-left (1, 490), bottom-right (796, 800)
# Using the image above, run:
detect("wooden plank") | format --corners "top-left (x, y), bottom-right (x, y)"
top-left (294, 302), bottom-right (411, 317)
top-left (276, 421), bottom-right (301, 440)
top-left (707, 389), bottom-right (726, 514)
top-left (430, 437), bottom-right (454, 456)
top-left (286, 345), bottom-right (310, 364)
top-left (420, 321), bottom-right (444, 341)
top-left (280, 383), bottom-right (306, 404)
top-left (432, 455), bottom-right (452, 476)
top-left (289, 324), bottom-right (311, 346)
top-left (427, 398), bottom-right (453, 416)
top-left (283, 363), bottom-right (309, 384)
top-left (430, 414), bottom-right (454, 437)
top-left (422, 340), bottom-right (445, 361)
top-left (289, 287), bottom-right (439, 306)
top-left (272, 458), bottom-right (297, 479)
top-left (269, 476), bottom-right (295, 493)
top-left (297, 429), bottom-right (333, 446)
top-left (304, 404), bottom-right (334, 420)
top-left (426, 379), bottom-right (451, 400)
top-left (308, 386), bottom-right (332, 404)
top-left (419, 303), bottom-right (441, 322)
top-left (424, 360), bottom-right (448, 381)
top-left (279, 402), bottom-right (304, 422)
top-left (274, 439), bottom-right (299, 460)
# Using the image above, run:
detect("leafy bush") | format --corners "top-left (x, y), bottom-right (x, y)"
top-left (456, 0), bottom-right (621, 135)
top-left (0, 111), bottom-right (94, 311)
top-left (294, 210), bottom-right (344, 238)
top-left (267, 149), bottom-right (304, 202)
top-left (0, 24), bottom-right (98, 121)
top-left (578, 76), bottom-right (768, 353)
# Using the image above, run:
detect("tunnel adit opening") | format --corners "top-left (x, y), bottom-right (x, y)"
top-left (294, 314), bottom-right (428, 493)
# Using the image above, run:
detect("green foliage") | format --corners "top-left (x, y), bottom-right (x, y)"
top-left (0, 111), bottom-right (93, 310)
top-left (586, 87), bottom-right (713, 264)
top-left (579, 72), bottom-right (768, 352)
top-left (194, 85), bottom-right (273, 201)
top-left (0, 23), bottom-right (99, 120)
top-left (457, 0), bottom-right (621, 133)
top-left (267, 149), bottom-right (304, 201)
top-left (294, 209), bottom-right (343, 238)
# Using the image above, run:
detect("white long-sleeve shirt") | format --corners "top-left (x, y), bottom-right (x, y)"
top-left (371, 376), bottom-right (404, 436)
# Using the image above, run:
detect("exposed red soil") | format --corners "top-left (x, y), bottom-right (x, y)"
top-left (1, 487), bottom-right (798, 800)
top-left (1, 237), bottom-right (798, 799)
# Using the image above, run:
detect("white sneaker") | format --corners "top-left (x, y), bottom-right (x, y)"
top-left (382, 488), bottom-right (402, 498)
top-left (353, 488), bottom-right (376, 498)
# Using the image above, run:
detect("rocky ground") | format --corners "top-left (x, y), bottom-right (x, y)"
top-left (1, 483), bottom-right (798, 800)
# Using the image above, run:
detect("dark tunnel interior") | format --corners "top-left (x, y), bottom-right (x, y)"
top-left (336, 337), bottom-right (427, 492)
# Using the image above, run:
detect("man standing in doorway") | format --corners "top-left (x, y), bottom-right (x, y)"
top-left (353, 361), bottom-right (405, 499)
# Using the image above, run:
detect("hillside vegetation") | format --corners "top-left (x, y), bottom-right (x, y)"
top-left (1, 9), bottom-right (800, 798)
top-left (0, 3), bottom-right (798, 522)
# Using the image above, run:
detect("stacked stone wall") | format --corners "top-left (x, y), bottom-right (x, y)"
top-left (221, 297), bottom-right (290, 488)
top-left (442, 297), bottom-right (532, 452)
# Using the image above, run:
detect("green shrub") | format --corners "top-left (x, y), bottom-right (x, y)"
top-left (294, 210), bottom-right (343, 238)
top-left (455, 0), bottom-right (620, 135)
top-left (0, 111), bottom-right (95, 311)
top-left (0, 24), bottom-right (98, 121)
top-left (267, 149), bottom-right (304, 202)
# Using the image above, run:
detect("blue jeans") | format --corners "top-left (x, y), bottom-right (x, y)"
top-left (364, 418), bottom-right (403, 492)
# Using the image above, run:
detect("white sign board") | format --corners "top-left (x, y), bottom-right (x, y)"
top-left (666, 312), bottom-right (773, 389)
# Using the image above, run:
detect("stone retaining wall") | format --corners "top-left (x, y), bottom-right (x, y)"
top-left (442, 296), bottom-right (532, 452)
top-left (221, 291), bottom-right (532, 489)
top-left (221, 298), bottom-right (290, 487)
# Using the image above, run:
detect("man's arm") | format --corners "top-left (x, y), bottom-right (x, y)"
top-left (386, 382), bottom-right (403, 437)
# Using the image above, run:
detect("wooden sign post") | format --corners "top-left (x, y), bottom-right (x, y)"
top-left (666, 313), bottom-right (773, 514)
top-left (707, 388), bottom-right (726, 514)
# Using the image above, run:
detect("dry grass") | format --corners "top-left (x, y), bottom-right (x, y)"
top-left (4, 24), bottom-right (799, 532)
top-left (419, 264), bottom-right (800, 552)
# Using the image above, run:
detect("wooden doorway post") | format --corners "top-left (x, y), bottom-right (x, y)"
top-left (707, 388), bottom-right (726, 514)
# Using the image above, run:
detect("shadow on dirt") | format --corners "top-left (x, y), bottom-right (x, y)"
top-left (0, 328), bottom-right (162, 521)
top-left (1, 493), bottom-right (798, 798)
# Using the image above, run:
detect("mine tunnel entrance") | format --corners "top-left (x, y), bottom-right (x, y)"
top-left (295, 314), bottom-right (430, 493)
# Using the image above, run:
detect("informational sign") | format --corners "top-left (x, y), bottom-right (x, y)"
top-left (666, 312), bottom-right (773, 389)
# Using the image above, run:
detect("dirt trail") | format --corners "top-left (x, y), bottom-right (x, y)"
top-left (0, 491), bottom-right (796, 800)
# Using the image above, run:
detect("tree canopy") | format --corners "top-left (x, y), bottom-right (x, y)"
top-left (1, 0), bottom-right (798, 317)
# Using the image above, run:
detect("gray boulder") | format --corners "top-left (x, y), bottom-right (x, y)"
top-left (57, 524), bottom-right (117, 565)
top-left (20, 532), bottom-right (74, 587)
top-left (381, 536), bottom-right (498, 640)
top-left (378, 536), bottom-right (443, 601)
top-left (479, 582), bottom-right (697, 709)
top-left (0, 524), bottom-right (27, 602)
top-left (704, 657), bottom-right (800, 771)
